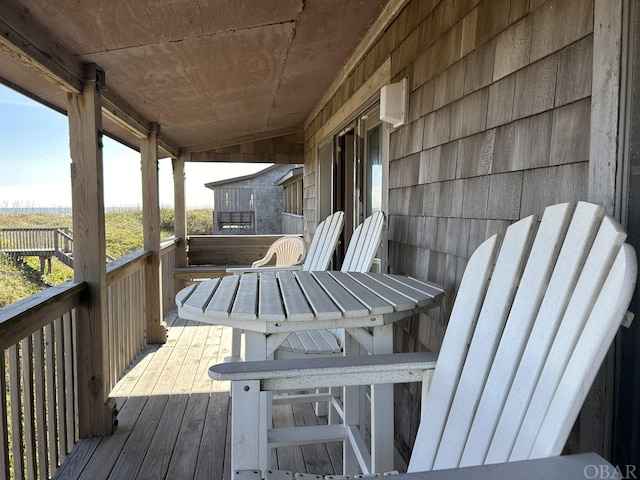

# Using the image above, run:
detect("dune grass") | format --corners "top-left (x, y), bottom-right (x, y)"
top-left (0, 207), bottom-right (212, 307)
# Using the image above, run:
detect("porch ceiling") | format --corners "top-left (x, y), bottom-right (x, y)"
top-left (0, 0), bottom-right (389, 158)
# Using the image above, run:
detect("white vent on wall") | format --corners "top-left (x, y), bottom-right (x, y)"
top-left (380, 77), bottom-right (408, 127)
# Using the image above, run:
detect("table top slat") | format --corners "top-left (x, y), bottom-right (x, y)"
top-left (258, 272), bottom-right (286, 321)
top-left (204, 275), bottom-right (241, 319)
top-left (385, 274), bottom-right (445, 299)
top-left (369, 274), bottom-right (444, 307)
top-left (347, 272), bottom-right (416, 311)
top-left (295, 272), bottom-right (343, 320)
top-left (310, 271), bottom-right (370, 318)
top-left (182, 279), bottom-right (220, 314)
top-left (327, 272), bottom-right (394, 315)
top-left (277, 271), bottom-right (314, 321)
top-left (231, 273), bottom-right (258, 320)
top-left (175, 283), bottom-right (196, 308)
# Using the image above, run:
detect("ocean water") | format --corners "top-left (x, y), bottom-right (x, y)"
top-left (0, 207), bottom-right (73, 215)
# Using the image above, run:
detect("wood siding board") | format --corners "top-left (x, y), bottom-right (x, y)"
top-left (529, 110), bottom-right (554, 169)
top-left (464, 38), bottom-right (496, 95)
top-left (487, 171), bottom-right (524, 220)
top-left (434, 59), bottom-right (466, 110)
top-left (451, 179), bottom-right (465, 217)
top-left (445, 217), bottom-right (470, 257)
top-left (475, 0), bottom-right (511, 47)
top-left (555, 36), bottom-right (593, 107)
top-left (487, 73), bottom-right (516, 128)
top-left (457, 129), bottom-right (495, 178)
top-left (455, 87), bottom-right (490, 139)
top-left (493, 121), bottom-right (518, 174)
top-left (494, 15), bottom-right (533, 81)
top-left (426, 105), bottom-right (452, 149)
top-left (392, 27), bottom-right (420, 78)
top-left (462, 175), bottom-right (490, 218)
top-left (512, 53), bottom-right (558, 120)
top-left (468, 218), bottom-right (488, 257)
top-left (419, 150), bottom-right (431, 184)
top-left (530, 0), bottom-right (594, 63)
top-left (509, 0), bottom-right (532, 23)
top-left (520, 163), bottom-right (588, 217)
top-left (419, 184), bottom-right (435, 218)
top-left (549, 98), bottom-right (591, 166)
top-left (460, 6), bottom-right (479, 57)
top-left (411, 118), bottom-right (426, 155)
top-left (434, 181), bottom-right (454, 217)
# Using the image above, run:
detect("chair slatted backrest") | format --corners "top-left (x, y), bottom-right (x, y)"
top-left (302, 211), bottom-right (344, 271)
top-left (408, 202), bottom-right (637, 473)
top-left (341, 211), bottom-right (385, 273)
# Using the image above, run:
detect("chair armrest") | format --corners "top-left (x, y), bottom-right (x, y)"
top-left (226, 264), bottom-right (304, 274)
top-left (209, 352), bottom-right (438, 391)
top-left (251, 250), bottom-right (277, 268)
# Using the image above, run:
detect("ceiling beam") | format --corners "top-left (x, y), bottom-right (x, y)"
top-left (0, 0), bottom-right (179, 157)
top-left (183, 124), bottom-right (304, 154)
top-left (0, 0), bottom-right (82, 93)
top-left (187, 152), bottom-right (302, 164)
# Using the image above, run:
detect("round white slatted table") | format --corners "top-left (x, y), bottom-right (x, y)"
top-left (176, 271), bottom-right (444, 473)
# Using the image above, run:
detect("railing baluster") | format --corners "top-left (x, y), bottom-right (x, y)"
top-left (21, 335), bottom-right (37, 479)
top-left (34, 328), bottom-right (49, 479)
top-left (8, 344), bottom-right (24, 479)
top-left (54, 316), bottom-right (68, 463)
top-left (0, 352), bottom-right (9, 480)
top-left (45, 322), bottom-right (59, 472)
top-left (63, 311), bottom-right (77, 451)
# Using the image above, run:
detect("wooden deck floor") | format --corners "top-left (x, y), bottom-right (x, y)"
top-left (52, 310), bottom-right (343, 480)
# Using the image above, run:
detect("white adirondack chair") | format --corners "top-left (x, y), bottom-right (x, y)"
top-left (210, 201), bottom-right (637, 477)
top-left (274, 210), bottom-right (385, 417)
top-left (225, 211), bottom-right (344, 361)
top-left (275, 210), bottom-right (386, 358)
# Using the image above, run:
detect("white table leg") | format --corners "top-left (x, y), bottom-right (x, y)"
top-left (342, 332), bottom-right (362, 474)
top-left (371, 324), bottom-right (394, 473)
top-left (231, 379), bottom-right (261, 475)
top-left (243, 331), bottom-right (271, 469)
top-left (225, 328), bottom-right (243, 362)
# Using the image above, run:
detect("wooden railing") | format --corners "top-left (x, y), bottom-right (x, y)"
top-left (0, 235), bottom-right (184, 478)
top-left (104, 249), bottom-right (151, 390)
top-left (0, 227), bottom-right (73, 255)
top-left (0, 232), bottom-right (300, 478)
top-left (160, 237), bottom-right (179, 314)
top-left (175, 234), bottom-right (290, 280)
top-left (0, 281), bottom-right (86, 479)
top-left (0, 227), bottom-right (116, 269)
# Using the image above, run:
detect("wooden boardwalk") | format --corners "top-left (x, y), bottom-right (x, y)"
top-left (52, 310), bottom-right (343, 480)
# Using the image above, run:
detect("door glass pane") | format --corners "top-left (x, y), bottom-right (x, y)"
top-left (366, 124), bottom-right (382, 217)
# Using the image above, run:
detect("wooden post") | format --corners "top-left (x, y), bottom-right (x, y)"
top-left (141, 124), bottom-right (167, 343)
top-left (67, 63), bottom-right (111, 436)
top-left (173, 156), bottom-right (187, 292)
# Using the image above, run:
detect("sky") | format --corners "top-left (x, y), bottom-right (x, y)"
top-left (0, 84), bottom-right (270, 209)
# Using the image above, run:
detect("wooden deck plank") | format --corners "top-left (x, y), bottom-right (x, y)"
top-left (52, 314), bottom-right (360, 479)
top-left (136, 394), bottom-right (190, 480)
top-left (165, 393), bottom-right (211, 479)
top-left (108, 395), bottom-right (170, 479)
top-left (77, 396), bottom-right (148, 480)
top-left (194, 392), bottom-right (231, 480)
